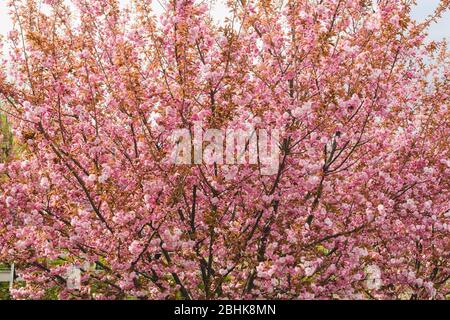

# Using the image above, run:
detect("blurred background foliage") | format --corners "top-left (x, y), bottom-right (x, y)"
top-left (0, 111), bottom-right (13, 163)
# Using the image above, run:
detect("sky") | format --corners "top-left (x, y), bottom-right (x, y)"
top-left (0, 1), bottom-right (448, 41)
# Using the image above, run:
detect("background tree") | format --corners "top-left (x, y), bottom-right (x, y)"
top-left (0, 0), bottom-right (448, 299)
top-left (0, 112), bottom-right (13, 162)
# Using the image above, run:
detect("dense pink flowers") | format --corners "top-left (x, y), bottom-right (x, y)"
top-left (0, 0), bottom-right (449, 300)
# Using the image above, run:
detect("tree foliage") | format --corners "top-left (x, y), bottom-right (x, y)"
top-left (0, 0), bottom-right (448, 299)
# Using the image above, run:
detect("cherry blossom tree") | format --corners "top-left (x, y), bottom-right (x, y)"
top-left (0, 0), bottom-right (448, 299)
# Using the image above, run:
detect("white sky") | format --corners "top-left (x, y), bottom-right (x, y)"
top-left (0, 1), bottom-right (448, 41)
